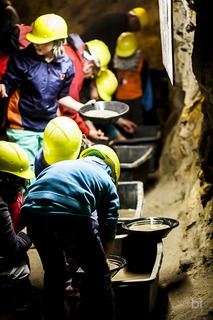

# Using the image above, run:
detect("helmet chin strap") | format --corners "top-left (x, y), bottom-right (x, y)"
top-left (83, 49), bottom-right (100, 68)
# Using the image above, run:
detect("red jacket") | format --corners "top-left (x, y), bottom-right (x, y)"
top-left (8, 191), bottom-right (25, 233)
top-left (61, 34), bottom-right (89, 136)
top-left (0, 24), bottom-right (32, 130)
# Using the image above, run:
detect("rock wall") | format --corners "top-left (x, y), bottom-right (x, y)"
top-left (160, 0), bottom-right (213, 271)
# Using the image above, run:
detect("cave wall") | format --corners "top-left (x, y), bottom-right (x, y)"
top-left (160, 0), bottom-right (213, 269)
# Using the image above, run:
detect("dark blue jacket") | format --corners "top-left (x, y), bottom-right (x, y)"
top-left (34, 147), bottom-right (47, 177)
top-left (0, 43), bottom-right (75, 131)
top-left (21, 157), bottom-right (120, 242)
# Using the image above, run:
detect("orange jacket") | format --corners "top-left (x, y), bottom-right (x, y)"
top-left (115, 58), bottom-right (143, 100)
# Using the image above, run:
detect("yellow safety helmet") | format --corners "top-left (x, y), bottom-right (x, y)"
top-left (115, 32), bottom-right (138, 58)
top-left (0, 141), bottom-right (35, 179)
top-left (43, 116), bottom-right (82, 165)
top-left (85, 39), bottom-right (111, 69)
top-left (80, 144), bottom-right (120, 187)
top-left (130, 7), bottom-right (149, 28)
top-left (95, 69), bottom-right (118, 101)
top-left (26, 13), bottom-right (68, 44)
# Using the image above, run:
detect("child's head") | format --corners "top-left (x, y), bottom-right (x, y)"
top-left (42, 117), bottom-right (83, 165)
top-left (84, 39), bottom-right (111, 74)
top-left (95, 69), bottom-right (118, 101)
top-left (0, 141), bottom-right (34, 179)
top-left (0, 141), bottom-right (34, 200)
top-left (128, 7), bottom-right (149, 30)
top-left (26, 13), bottom-right (68, 58)
top-left (115, 32), bottom-right (138, 58)
top-left (80, 144), bottom-right (120, 186)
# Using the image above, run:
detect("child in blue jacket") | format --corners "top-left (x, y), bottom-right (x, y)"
top-left (0, 13), bottom-right (96, 170)
top-left (21, 144), bottom-right (120, 320)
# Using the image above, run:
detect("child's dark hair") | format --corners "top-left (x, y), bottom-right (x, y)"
top-left (0, 171), bottom-right (26, 203)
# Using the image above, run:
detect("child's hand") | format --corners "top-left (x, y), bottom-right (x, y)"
top-left (0, 84), bottom-right (8, 98)
top-left (89, 129), bottom-right (109, 141)
top-left (116, 117), bottom-right (137, 134)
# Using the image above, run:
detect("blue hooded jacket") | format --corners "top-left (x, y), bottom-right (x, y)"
top-left (21, 157), bottom-right (120, 242)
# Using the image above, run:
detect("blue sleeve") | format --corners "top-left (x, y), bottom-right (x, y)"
top-left (97, 183), bottom-right (120, 243)
top-left (34, 148), bottom-right (48, 177)
top-left (57, 56), bottom-right (75, 99)
top-left (0, 53), bottom-right (23, 95)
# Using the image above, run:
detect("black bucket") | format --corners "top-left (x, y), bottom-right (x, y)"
top-left (121, 217), bottom-right (179, 273)
top-left (122, 234), bottom-right (157, 273)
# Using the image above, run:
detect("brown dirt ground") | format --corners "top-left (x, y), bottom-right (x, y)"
top-left (142, 173), bottom-right (213, 320)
